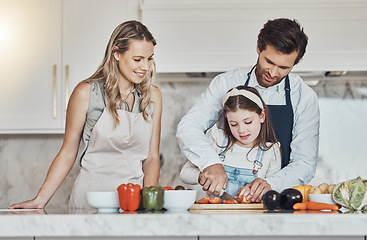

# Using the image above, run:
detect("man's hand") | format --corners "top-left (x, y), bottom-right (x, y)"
top-left (238, 178), bottom-right (271, 202)
top-left (198, 164), bottom-right (228, 196)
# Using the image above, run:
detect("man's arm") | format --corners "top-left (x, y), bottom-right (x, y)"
top-left (176, 73), bottom-right (232, 195)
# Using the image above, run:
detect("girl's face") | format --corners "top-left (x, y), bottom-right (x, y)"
top-left (226, 108), bottom-right (265, 148)
top-left (113, 40), bottom-right (154, 85)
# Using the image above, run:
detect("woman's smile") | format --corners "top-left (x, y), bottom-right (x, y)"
top-left (134, 71), bottom-right (146, 78)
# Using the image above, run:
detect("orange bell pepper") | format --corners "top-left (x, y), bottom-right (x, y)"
top-left (117, 183), bottom-right (141, 211)
top-left (293, 185), bottom-right (312, 202)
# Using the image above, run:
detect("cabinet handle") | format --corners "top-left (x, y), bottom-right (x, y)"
top-left (65, 65), bottom-right (69, 111)
top-left (53, 64), bottom-right (57, 119)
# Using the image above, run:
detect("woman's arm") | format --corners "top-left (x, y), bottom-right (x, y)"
top-left (8, 82), bottom-right (90, 209)
top-left (142, 86), bottom-right (162, 187)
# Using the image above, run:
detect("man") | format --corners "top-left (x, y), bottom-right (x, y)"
top-left (176, 18), bottom-right (319, 202)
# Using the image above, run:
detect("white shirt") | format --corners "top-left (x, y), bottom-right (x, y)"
top-left (176, 66), bottom-right (320, 191)
top-left (179, 124), bottom-right (282, 185)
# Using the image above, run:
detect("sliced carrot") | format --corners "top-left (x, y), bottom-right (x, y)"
top-left (197, 197), bottom-right (210, 204)
top-left (208, 197), bottom-right (222, 204)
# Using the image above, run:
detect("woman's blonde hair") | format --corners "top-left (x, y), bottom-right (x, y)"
top-left (83, 20), bottom-right (156, 127)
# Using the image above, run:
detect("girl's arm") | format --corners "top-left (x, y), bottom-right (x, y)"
top-left (8, 82), bottom-right (90, 209)
top-left (142, 86), bottom-right (162, 187)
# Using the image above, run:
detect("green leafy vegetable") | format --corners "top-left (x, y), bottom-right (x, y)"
top-left (332, 176), bottom-right (367, 212)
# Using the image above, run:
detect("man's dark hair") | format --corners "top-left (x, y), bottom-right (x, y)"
top-left (257, 18), bottom-right (308, 65)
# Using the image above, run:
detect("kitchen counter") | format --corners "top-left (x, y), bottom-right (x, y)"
top-left (1, 207), bottom-right (367, 239)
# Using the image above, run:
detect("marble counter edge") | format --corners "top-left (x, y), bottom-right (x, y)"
top-left (0, 213), bottom-right (366, 237)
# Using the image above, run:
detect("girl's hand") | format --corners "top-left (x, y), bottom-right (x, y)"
top-left (238, 177), bottom-right (271, 202)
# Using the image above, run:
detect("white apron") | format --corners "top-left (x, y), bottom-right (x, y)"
top-left (69, 107), bottom-right (153, 209)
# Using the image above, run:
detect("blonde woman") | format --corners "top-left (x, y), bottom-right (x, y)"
top-left (9, 20), bottom-right (162, 209)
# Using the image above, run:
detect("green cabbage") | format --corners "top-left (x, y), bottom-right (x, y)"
top-left (332, 176), bottom-right (367, 212)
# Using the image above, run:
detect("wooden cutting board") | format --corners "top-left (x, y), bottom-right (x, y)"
top-left (189, 203), bottom-right (265, 210)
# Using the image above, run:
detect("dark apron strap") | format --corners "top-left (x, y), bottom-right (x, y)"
top-left (244, 67), bottom-right (293, 168)
top-left (267, 76), bottom-right (293, 168)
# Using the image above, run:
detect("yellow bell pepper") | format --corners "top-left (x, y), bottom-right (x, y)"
top-left (293, 185), bottom-right (312, 202)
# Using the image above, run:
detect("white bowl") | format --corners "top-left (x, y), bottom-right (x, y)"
top-left (308, 194), bottom-right (335, 205)
top-left (86, 191), bottom-right (120, 213)
top-left (163, 190), bottom-right (197, 212)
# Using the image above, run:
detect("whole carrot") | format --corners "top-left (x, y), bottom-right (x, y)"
top-left (293, 201), bottom-right (339, 211)
top-left (293, 202), bottom-right (307, 210)
top-left (306, 201), bottom-right (339, 211)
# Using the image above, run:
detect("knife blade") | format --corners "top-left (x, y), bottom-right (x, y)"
top-left (219, 190), bottom-right (235, 200)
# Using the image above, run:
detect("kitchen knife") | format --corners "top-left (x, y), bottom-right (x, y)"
top-left (219, 190), bottom-right (235, 200)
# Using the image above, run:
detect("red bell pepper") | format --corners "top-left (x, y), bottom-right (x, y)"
top-left (117, 183), bottom-right (141, 211)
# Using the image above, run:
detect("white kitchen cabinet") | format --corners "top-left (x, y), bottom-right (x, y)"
top-left (62, 0), bottom-right (140, 110)
top-left (0, 0), bottom-right (63, 133)
top-left (0, 0), bottom-right (139, 133)
top-left (141, 0), bottom-right (367, 73)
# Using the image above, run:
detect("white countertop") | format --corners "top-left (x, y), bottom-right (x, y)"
top-left (0, 208), bottom-right (367, 238)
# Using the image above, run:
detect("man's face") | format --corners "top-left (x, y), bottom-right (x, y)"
top-left (255, 43), bottom-right (298, 88)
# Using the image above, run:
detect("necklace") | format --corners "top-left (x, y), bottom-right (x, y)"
top-left (119, 86), bottom-right (135, 112)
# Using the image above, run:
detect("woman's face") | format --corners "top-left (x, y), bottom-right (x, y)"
top-left (255, 44), bottom-right (298, 88)
top-left (226, 108), bottom-right (265, 148)
top-left (113, 40), bottom-right (154, 85)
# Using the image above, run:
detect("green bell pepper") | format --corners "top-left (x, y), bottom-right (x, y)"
top-left (142, 186), bottom-right (164, 211)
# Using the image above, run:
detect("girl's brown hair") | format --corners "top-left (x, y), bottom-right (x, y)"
top-left (83, 20), bottom-right (156, 127)
top-left (221, 86), bottom-right (279, 159)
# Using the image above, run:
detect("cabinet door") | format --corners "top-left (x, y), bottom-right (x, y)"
top-left (141, 0), bottom-right (367, 72)
top-left (62, 0), bottom-right (139, 111)
top-left (0, 0), bottom-right (63, 133)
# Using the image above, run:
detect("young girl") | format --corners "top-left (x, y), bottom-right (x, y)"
top-left (180, 86), bottom-right (281, 199)
top-left (9, 20), bottom-right (162, 210)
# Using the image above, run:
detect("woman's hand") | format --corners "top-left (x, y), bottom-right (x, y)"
top-left (238, 177), bottom-right (271, 202)
top-left (8, 196), bottom-right (47, 209)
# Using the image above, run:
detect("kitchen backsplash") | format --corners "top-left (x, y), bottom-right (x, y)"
top-left (1, 75), bottom-right (367, 209)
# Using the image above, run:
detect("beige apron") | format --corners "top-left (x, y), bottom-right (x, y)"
top-left (69, 105), bottom-right (153, 209)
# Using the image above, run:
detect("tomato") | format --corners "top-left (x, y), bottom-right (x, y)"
top-left (198, 197), bottom-right (210, 204)
top-left (223, 199), bottom-right (238, 204)
top-left (235, 195), bottom-right (251, 204)
top-left (208, 197), bottom-right (222, 204)
top-left (164, 186), bottom-right (174, 190)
